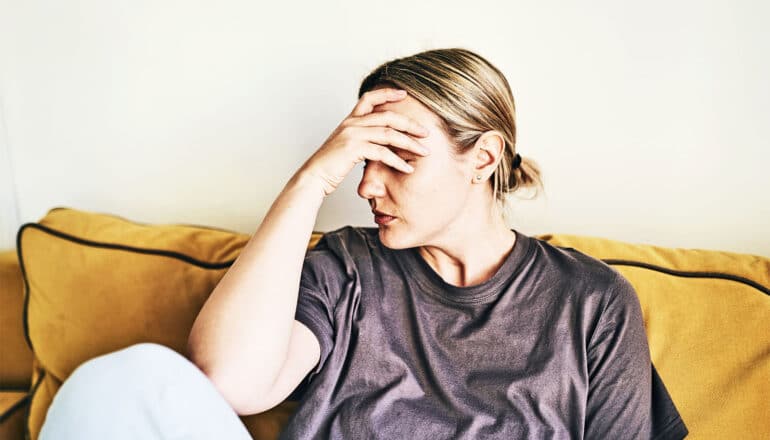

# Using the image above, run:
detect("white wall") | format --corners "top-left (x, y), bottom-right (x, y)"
top-left (1, 0), bottom-right (768, 255)
top-left (0, 102), bottom-right (20, 248)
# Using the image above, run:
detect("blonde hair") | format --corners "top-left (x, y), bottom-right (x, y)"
top-left (358, 47), bottom-right (545, 217)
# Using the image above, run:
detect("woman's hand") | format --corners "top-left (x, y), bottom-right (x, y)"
top-left (297, 87), bottom-right (432, 197)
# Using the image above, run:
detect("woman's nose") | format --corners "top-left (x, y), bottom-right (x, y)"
top-left (357, 161), bottom-right (387, 200)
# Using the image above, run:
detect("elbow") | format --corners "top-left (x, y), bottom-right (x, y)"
top-left (201, 368), bottom-right (260, 416)
top-left (186, 340), bottom-right (215, 382)
top-left (198, 365), bottom-right (277, 416)
top-left (185, 339), bottom-right (244, 411)
top-left (184, 336), bottom-right (275, 415)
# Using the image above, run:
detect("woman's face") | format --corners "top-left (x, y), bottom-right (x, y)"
top-left (357, 92), bottom-right (474, 249)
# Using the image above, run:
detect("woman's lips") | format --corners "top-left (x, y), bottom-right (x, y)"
top-left (374, 214), bottom-right (396, 225)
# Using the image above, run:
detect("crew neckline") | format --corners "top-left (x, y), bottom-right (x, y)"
top-left (399, 229), bottom-right (533, 305)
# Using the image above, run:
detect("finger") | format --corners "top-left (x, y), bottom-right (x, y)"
top-left (351, 110), bottom-right (430, 139)
top-left (359, 126), bottom-right (430, 157)
top-left (350, 88), bottom-right (407, 117)
top-left (366, 144), bottom-right (414, 174)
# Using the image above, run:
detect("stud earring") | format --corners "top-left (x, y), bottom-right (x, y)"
top-left (475, 175), bottom-right (482, 181)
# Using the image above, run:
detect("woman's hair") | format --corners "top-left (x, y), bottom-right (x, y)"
top-left (358, 47), bottom-right (545, 215)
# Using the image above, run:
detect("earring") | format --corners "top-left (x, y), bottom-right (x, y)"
top-left (475, 175), bottom-right (482, 181)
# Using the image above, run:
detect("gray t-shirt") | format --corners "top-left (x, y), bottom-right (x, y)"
top-left (279, 226), bottom-right (688, 439)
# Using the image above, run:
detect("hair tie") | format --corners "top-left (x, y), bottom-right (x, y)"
top-left (512, 153), bottom-right (522, 170)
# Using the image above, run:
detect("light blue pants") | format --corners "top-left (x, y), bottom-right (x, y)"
top-left (39, 342), bottom-right (254, 440)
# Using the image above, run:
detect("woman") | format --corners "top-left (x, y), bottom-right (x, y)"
top-left (40, 48), bottom-right (688, 439)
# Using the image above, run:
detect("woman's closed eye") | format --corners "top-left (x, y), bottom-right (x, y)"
top-left (362, 156), bottom-right (416, 170)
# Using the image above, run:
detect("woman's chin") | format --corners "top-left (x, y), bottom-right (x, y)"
top-left (377, 224), bottom-right (412, 250)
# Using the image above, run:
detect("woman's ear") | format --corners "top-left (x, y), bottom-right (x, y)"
top-left (472, 131), bottom-right (506, 178)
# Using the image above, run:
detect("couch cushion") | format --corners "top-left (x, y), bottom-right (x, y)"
top-left (0, 249), bottom-right (34, 389)
top-left (18, 206), bottom-right (324, 440)
top-left (539, 233), bottom-right (770, 439)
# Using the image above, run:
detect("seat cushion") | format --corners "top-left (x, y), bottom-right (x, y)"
top-left (18, 206), bottom-right (324, 440)
top-left (539, 233), bottom-right (770, 439)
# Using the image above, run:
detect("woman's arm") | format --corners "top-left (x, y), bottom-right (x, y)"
top-left (186, 87), bottom-right (430, 414)
top-left (186, 171), bottom-right (325, 412)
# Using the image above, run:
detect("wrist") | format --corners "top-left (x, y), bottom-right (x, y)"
top-left (286, 168), bottom-right (327, 202)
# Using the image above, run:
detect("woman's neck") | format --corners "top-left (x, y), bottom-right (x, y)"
top-left (416, 217), bottom-right (517, 288)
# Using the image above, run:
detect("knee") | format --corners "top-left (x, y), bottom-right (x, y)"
top-left (61, 343), bottom-right (191, 396)
top-left (105, 342), bottom-right (190, 372)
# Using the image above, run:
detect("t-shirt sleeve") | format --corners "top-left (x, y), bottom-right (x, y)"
top-left (584, 271), bottom-right (654, 439)
top-left (584, 271), bottom-right (688, 439)
top-left (286, 235), bottom-right (347, 401)
top-left (651, 363), bottom-right (689, 439)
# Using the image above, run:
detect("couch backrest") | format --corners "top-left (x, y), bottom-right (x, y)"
top-left (13, 207), bottom-right (770, 439)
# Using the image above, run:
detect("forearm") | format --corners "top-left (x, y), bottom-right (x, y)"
top-left (187, 170), bottom-right (325, 398)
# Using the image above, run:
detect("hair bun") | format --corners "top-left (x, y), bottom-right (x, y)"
top-left (512, 153), bottom-right (522, 170)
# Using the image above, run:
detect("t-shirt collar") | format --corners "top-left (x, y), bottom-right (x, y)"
top-left (400, 229), bottom-right (533, 305)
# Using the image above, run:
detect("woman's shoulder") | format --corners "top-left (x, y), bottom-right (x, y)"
top-left (529, 235), bottom-right (643, 341)
top-left (528, 234), bottom-right (630, 298)
top-left (312, 225), bottom-right (378, 248)
top-left (307, 225), bottom-right (381, 263)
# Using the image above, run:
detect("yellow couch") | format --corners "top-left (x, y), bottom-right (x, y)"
top-left (1, 206), bottom-right (768, 439)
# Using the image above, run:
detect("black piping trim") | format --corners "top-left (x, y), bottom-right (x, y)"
top-left (17, 223), bottom-right (240, 270)
top-left (0, 390), bottom-right (30, 424)
top-left (601, 258), bottom-right (770, 296)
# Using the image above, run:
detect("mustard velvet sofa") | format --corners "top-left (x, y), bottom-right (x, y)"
top-left (0, 206), bottom-right (768, 440)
